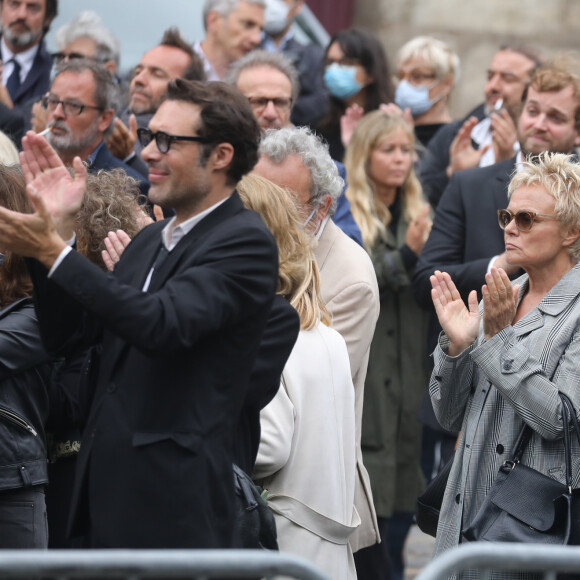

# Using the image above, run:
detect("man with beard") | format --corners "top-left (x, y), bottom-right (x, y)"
top-left (0, 0), bottom-right (56, 115)
top-left (105, 28), bottom-right (205, 177)
top-left (43, 59), bottom-right (149, 196)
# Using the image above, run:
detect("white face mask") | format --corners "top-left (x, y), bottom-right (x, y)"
top-left (263, 0), bottom-right (291, 36)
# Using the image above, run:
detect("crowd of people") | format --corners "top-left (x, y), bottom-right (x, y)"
top-left (0, 1), bottom-right (579, 580)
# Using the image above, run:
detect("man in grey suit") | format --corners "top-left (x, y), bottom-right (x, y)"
top-left (254, 126), bottom-right (381, 558)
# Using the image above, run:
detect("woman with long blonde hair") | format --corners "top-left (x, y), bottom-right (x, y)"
top-left (238, 174), bottom-right (358, 580)
top-left (344, 110), bottom-right (431, 580)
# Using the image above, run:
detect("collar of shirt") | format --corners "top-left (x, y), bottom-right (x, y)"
top-left (192, 41), bottom-right (220, 82)
top-left (86, 140), bottom-right (106, 166)
top-left (1, 37), bottom-right (39, 85)
top-left (261, 29), bottom-right (295, 52)
top-left (161, 195), bottom-right (230, 251)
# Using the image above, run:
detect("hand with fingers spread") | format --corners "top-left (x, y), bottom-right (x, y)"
top-left (447, 116), bottom-right (491, 178)
top-left (490, 109), bottom-right (517, 162)
top-left (19, 130), bottom-right (87, 239)
top-left (102, 229), bottom-right (132, 272)
top-left (482, 267), bottom-right (519, 340)
top-left (0, 183), bottom-right (66, 267)
top-left (431, 270), bottom-right (480, 356)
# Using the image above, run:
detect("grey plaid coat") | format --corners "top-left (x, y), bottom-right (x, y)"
top-left (430, 262), bottom-right (580, 575)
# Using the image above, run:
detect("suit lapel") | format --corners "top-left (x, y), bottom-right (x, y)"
top-left (492, 158), bottom-right (517, 211)
top-left (147, 192), bottom-right (244, 291)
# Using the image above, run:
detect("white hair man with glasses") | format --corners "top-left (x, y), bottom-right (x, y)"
top-left (43, 58), bottom-right (149, 197)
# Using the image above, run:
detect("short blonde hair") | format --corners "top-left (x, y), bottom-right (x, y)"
top-left (397, 36), bottom-right (460, 84)
top-left (508, 152), bottom-right (580, 261)
top-left (237, 174), bottom-right (330, 330)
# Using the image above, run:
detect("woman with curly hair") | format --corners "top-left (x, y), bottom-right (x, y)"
top-left (238, 174), bottom-right (358, 580)
top-left (344, 110), bottom-right (431, 580)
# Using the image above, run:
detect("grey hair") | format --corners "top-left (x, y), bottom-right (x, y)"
top-left (226, 50), bottom-right (300, 103)
top-left (55, 11), bottom-right (120, 67)
top-left (53, 59), bottom-right (117, 136)
top-left (259, 127), bottom-right (344, 217)
top-left (203, 0), bottom-right (265, 30)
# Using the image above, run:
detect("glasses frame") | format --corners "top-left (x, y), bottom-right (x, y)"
top-left (247, 96), bottom-right (293, 113)
top-left (137, 128), bottom-right (212, 154)
top-left (42, 95), bottom-right (104, 117)
top-left (51, 52), bottom-right (105, 64)
top-left (497, 208), bottom-right (558, 232)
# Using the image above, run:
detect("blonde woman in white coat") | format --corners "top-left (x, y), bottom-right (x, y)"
top-left (238, 175), bottom-right (358, 580)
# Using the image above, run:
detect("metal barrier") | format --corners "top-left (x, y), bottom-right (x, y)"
top-left (0, 549), bottom-right (330, 580)
top-left (415, 543), bottom-right (580, 580)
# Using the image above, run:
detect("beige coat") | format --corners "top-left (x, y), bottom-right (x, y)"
top-left (314, 220), bottom-right (381, 551)
top-left (254, 324), bottom-right (358, 580)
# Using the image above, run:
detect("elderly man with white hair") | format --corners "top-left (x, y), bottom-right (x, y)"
top-left (254, 126), bottom-right (381, 557)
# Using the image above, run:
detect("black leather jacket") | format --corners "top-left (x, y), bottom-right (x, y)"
top-left (0, 297), bottom-right (52, 490)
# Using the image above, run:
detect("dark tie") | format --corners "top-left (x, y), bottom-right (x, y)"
top-left (5, 59), bottom-right (21, 100)
top-left (150, 245), bottom-right (169, 285)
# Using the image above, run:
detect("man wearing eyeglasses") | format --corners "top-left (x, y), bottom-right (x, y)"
top-left (43, 59), bottom-right (149, 197)
top-left (413, 55), bottom-right (580, 312)
top-left (0, 79), bottom-right (289, 549)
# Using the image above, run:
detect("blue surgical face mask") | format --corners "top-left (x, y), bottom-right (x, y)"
top-left (263, 0), bottom-right (291, 36)
top-left (324, 63), bottom-right (363, 100)
top-left (394, 79), bottom-right (441, 116)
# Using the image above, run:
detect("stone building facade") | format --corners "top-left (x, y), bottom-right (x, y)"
top-left (353, 0), bottom-right (580, 117)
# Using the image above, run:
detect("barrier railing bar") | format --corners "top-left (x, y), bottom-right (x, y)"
top-left (0, 550), bottom-right (330, 580)
top-left (415, 543), bottom-right (580, 580)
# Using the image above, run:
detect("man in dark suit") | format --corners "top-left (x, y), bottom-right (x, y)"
top-left (0, 0), bottom-right (56, 118)
top-left (414, 56), bottom-right (580, 309)
top-left (419, 43), bottom-right (542, 207)
top-left (2, 79), bottom-right (281, 549)
top-left (43, 59), bottom-right (149, 197)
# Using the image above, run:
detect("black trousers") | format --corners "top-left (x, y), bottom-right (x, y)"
top-left (0, 485), bottom-right (48, 548)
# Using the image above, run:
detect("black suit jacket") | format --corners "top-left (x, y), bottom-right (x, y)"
top-left (413, 157), bottom-right (517, 310)
top-left (1, 37), bottom-right (52, 128)
top-left (419, 104), bottom-right (487, 207)
top-left (90, 143), bottom-right (150, 198)
top-left (30, 192), bottom-right (279, 548)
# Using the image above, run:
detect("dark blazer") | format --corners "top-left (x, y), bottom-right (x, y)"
top-left (419, 104), bottom-right (487, 207)
top-left (1, 37), bottom-right (52, 125)
top-left (234, 294), bottom-right (300, 474)
top-left (89, 142), bottom-right (150, 198)
top-left (29, 192), bottom-right (279, 548)
top-left (413, 156), bottom-right (517, 310)
top-left (0, 103), bottom-right (25, 148)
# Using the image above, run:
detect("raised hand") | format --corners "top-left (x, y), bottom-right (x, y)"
top-left (447, 116), bottom-right (491, 178)
top-left (482, 267), bottom-right (519, 340)
top-left (490, 109), bottom-right (517, 162)
top-left (431, 270), bottom-right (480, 356)
top-left (19, 131), bottom-right (87, 239)
top-left (102, 229), bottom-right (132, 271)
top-left (340, 103), bottom-right (364, 148)
top-left (0, 180), bottom-right (66, 267)
top-left (105, 115), bottom-right (138, 160)
top-left (405, 204), bottom-right (431, 255)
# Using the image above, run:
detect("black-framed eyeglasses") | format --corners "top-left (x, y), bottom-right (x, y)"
top-left (51, 52), bottom-right (105, 65)
top-left (41, 95), bottom-right (103, 116)
top-left (247, 96), bottom-right (293, 113)
top-left (137, 128), bottom-right (212, 154)
top-left (497, 208), bottom-right (558, 232)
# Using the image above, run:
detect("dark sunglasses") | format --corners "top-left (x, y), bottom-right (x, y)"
top-left (137, 128), bottom-right (212, 154)
top-left (497, 208), bottom-right (558, 232)
top-left (52, 52), bottom-right (104, 64)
